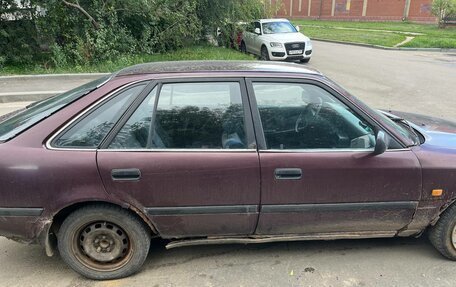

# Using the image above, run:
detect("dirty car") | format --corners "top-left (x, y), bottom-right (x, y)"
top-left (0, 61), bottom-right (456, 280)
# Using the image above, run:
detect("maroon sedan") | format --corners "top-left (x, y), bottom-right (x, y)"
top-left (0, 61), bottom-right (456, 280)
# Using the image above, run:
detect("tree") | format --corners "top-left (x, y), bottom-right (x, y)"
top-left (432, 0), bottom-right (456, 28)
top-left (34, 0), bottom-right (202, 64)
top-left (197, 0), bottom-right (280, 34)
top-left (197, 0), bottom-right (281, 48)
top-left (0, 0), bottom-right (271, 67)
top-left (0, 0), bottom-right (42, 66)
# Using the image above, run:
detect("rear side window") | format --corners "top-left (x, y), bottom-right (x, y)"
top-left (52, 84), bottom-right (146, 148)
top-left (108, 82), bottom-right (248, 150)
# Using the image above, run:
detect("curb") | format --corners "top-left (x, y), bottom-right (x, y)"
top-left (0, 73), bottom-right (110, 80)
top-left (312, 38), bottom-right (456, 52)
top-left (0, 91), bottom-right (67, 104)
top-left (0, 73), bottom-right (110, 103)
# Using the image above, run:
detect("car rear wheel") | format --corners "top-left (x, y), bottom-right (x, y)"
top-left (429, 204), bottom-right (456, 260)
top-left (58, 204), bottom-right (151, 280)
top-left (260, 46), bottom-right (270, 61)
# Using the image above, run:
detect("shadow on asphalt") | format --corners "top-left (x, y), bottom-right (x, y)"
top-left (1, 235), bottom-right (446, 284)
top-left (144, 235), bottom-right (444, 270)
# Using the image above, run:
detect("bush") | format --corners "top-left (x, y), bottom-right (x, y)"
top-left (0, 9), bottom-right (41, 65)
top-left (0, 0), bottom-right (272, 67)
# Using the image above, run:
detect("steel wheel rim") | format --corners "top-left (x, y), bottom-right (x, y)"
top-left (72, 221), bottom-right (133, 272)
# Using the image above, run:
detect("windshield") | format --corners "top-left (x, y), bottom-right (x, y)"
top-left (0, 75), bottom-right (111, 142)
top-left (262, 21), bottom-right (297, 34)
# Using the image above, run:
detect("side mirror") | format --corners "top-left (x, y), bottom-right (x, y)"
top-left (373, 131), bottom-right (389, 155)
top-left (254, 28), bottom-right (261, 35)
top-left (295, 25), bottom-right (300, 32)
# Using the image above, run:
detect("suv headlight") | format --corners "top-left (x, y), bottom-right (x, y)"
top-left (270, 42), bottom-right (283, 48)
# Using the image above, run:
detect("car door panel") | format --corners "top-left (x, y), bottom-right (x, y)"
top-left (255, 151), bottom-right (421, 234)
top-left (252, 22), bottom-right (262, 55)
top-left (247, 79), bottom-right (422, 235)
top-left (97, 152), bottom-right (260, 238)
top-left (97, 79), bottom-right (261, 238)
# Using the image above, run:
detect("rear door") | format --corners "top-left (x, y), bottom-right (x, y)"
top-left (252, 21), bottom-right (262, 55)
top-left (243, 22), bottom-right (255, 53)
top-left (247, 79), bottom-right (422, 235)
top-left (97, 79), bottom-right (261, 238)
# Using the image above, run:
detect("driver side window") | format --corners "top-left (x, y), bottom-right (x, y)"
top-left (253, 82), bottom-right (376, 150)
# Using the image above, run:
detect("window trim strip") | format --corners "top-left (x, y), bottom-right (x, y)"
top-left (98, 148), bottom-right (256, 153)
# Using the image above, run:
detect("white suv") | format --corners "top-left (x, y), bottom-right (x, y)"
top-left (240, 19), bottom-right (313, 63)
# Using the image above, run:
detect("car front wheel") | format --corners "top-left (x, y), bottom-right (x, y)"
top-left (260, 46), bottom-right (270, 61)
top-left (429, 204), bottom-right (456, 260)
top-left (300, 58), bottom-right (310, 63)
top-left (58, 204), bottom-right (151, 280)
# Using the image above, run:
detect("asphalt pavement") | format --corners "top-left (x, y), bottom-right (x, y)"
top-left (308, 42), bottom-right (456, 122)
top-left (0, 41), bottom-right (456, 287)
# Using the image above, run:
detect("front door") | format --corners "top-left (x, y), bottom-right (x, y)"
top-left (247, 79), bottom-right (422, 235)
top-left (97, 79), bottom-right (260, 238)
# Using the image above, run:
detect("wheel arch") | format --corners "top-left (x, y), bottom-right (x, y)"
top-left (44, 200), bottom-right (159, 256)
top-left (432, 197), bottom-right (456, 226)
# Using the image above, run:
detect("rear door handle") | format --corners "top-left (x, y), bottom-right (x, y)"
top-left (111, 168), bottom-right (141, 181)
top-left (274, 168), bottom-right (302, 180)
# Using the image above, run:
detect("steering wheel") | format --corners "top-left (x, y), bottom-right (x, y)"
top-left (295, 99), bottom-right (323, 132)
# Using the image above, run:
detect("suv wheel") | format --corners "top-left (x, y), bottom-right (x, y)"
top-left (300, 58), bottom-right (310, 63)
top-left (260, 46), bottom-right (270, 61)
top-left (429, 204), bottom-right (456, 260)
top-left (58, 204), bottom-right (151, 280)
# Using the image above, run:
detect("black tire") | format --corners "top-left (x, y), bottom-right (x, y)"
top-left (240, 41), bottom-right (247, 53)
top-left (429, 204), bottom-right (456, 260)
top-left (300, 58), bottom-right (311, 63)
top-left (58, 204), bottom-right (151, 280)
top-left (260, 46), bottom-right (270, 61)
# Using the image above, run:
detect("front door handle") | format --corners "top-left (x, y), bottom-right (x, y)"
top-left (111, 168), bottom-right (141, 181)
top-left (274, 168), bottom-right (302, 180)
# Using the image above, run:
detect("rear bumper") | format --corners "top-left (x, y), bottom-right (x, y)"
top-left (0, 208), bottom-right (50, 246)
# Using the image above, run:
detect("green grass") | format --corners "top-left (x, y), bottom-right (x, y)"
top-left (293, 20), bottom-right (456, 48)
top-left (300, 26), bottom-right (405, 47)
top-left (0, 45), bottom-right (255, 76)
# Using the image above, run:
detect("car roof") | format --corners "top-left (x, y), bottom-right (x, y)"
top-left (115, 60), bottom-right (321, 77)
top-left (258, 18), bottom-right (290, 23)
